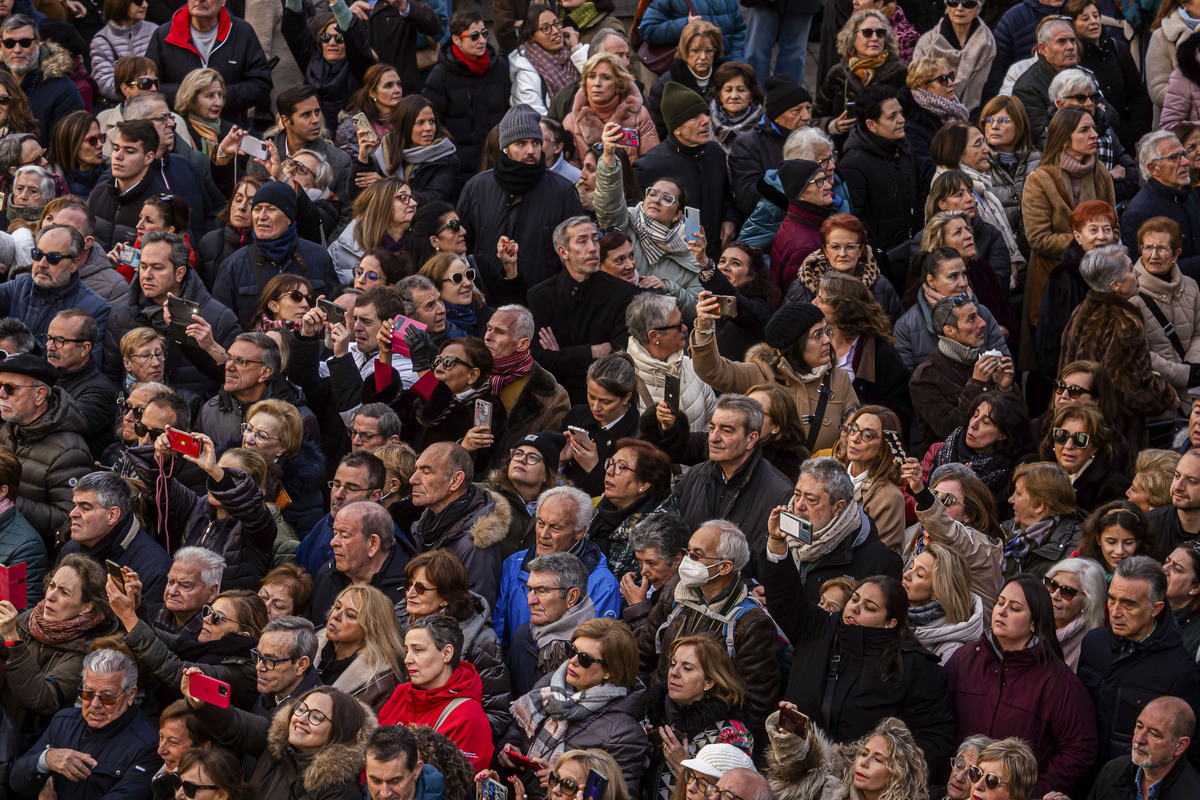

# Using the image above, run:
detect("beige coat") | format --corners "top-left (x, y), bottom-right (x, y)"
top-left (1130, 259), bottom-right (1200, 392)
top-left (859, 476), bottom-right (906, 552)
top-left (905, 495), bottom-right (1003, 616)
top-left (911, 20), bottom-right (996, 113)
top-left (1147, 14), bottom-right (1193, 115)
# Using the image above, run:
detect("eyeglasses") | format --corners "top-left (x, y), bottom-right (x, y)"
top-left (347, 426), bottom-right (380, 443)
top-left (536, 19), bottom-right (564, 34)
top-left (443, 267), bottom-right (476, 286)
top-left (1063, 92), bottom-right (1102, 105)
top-left (19, 147), bottom-right (45, 166)
top-left (846, 422), bottom-right (879, 442)
top-left (0, 382), bottom-right (35, 397)
top-left (983, 115), bottom-right (1012, 126)
top-left (433, 354), bottom-right (475, 370)
top-left (83, 132), bottom-right (107, 147)
top-left (435, 218), bottom-right (463, 235)
top-left (283, 158), bottom-right (313, 177)
top-left (945, 0), bottom-right (980, 7)
top-left (147, 112), bottom-right (175, 126)
top-left (857, 27), bottom-right (887, 37)
top-left (1044, 576), bottom-right (1081, 600)
top-left (403, 579), bottom-right (438, 594)
top-left (950, 757), bottom-right (973, 773)
top-left (651, 322), bottom-right (686, 333)
top-left (1053, 379), bottom-right (1093, 399)
top-left (292, 701), bottom-right (329, 726)
top-left (967, 766), bottom-right (1008, 791)
top-left (1051, 427), bottom-right (1091, 449)
top-left (133, 421), bottom-right (167, 440)
top-left (240, 422), bottom-right (278, 442)
top-left (686, 46), bottom-right (717, 57)
top-left (395, 191), bottom-right (418, 205)
top-left (320, 32), bottom-right (344, 44)
top-left (684, 769), bottom-right (720, 797)
top-left (825, 242), bottom-right (863, 253)
top-left (125, 76), bottom-right (159, 90)
top-left (1141, 243), bottom-right (1175, 254)
top-left (328, 480), bottom-right (370, 494)
top-left (933, 71), bottom-right (956, 85)
top-left (250, 648), bottom-right (296, 670)
top-left (604, 457), bottom-right (633, 476)
top-left (1, 37), bottom-right (34, 49)
top-left (527, 584), bottom-right (567, 599)
top-left (127, 351), bottom-right (165, 364)
top-left (566, 641), bottom-right (607, 669)
top-left (78, 687), bottom-right (127, 707)
top-left (41, 333), bottom-right (85, 348)
top-left (354, 267), bottom-right (381, 282)
top-left (548, 771), bottom-right (579, 797)
top-left (30, 248), bottom-right (71, 265)
top-left (644, 186), bottom-right (677, 205)
top-left (202, 604), bottom-right (252, 632)
top-left (227, 355), bottom-right (263, 368)
top-left (459, 28), bottom-right (488, 40)
top-left (1152, 150), bottom-right (1190, 164)
top-left (509, 449), bottom-right (544, 465)
top-left (807, 325), bottom-right (832, 341)
top-left (277, 289), bottom-right (313, 305)
top-left (809, 175), bottom-right (829, 188)
top-left (119, 399), bottom-right (146, 420)
top-left (935, 491), bottom-right (958, 508)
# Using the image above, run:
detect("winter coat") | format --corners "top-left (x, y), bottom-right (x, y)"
top-left (76, 246), bottom-right (130, 308)
top-left (1131, 260), bottom-right (1200, 393)
top-left (55, 358), bottom-right (115, 458)
top-left (894, 294), bottom-right (1010, 372)
top-left (367, 0), bottom-right (441, 94)
top-left (770, 206), bottom-right (827, 294)
top-left (988, 149), bottom-right (1041, 254)
top-left (1121, 179), bottom-right (1200, 282)
top-left (854, 474), bottom-right (905, 552)
top-left (945, 633), bottom-right (1098, 796)
top-left (309, 538), bottom-right (413, 623)
top-left (626, 338), bottom-right (715, 427)
top-left (1001, 515), bottom-right (1081, 580)
top-left (1021, 159), bottom-right (1117, 325)
top-left (87, 168), bottom-right (170, 251)
top-left (786, 248), bottom-right (903, 321)
top-left (121, 619), bottom-right (257, 705)
top-left (196, 696), bottom-right (376, 800)
top-left (646, 58), bottom-right (724, 140)
top-left (213, 239), bottom-right (339, 328)
top-left (378, 664), bottom-right (495, 772)
top-left (1036, 240), bottom-right (1089, 378)
top-left (812, 57), bottom-right (908, 135)
top-left (412, 486), bottom-right (510, 609)
top-left (728, 120), bottom-right (788, 218)
top-left (760, 549), bottom-right (955, 772)
top-left (1148, 12), bottom-right (1193, 115)
top-left (422, 43), bottom-right (511, 175)
top-left (643, 689), bottom-right (751, 800)
top-left (633, 136), bottom-right (734, 261)
top-left (912, 16), bottom-right (997, 112)
top-left (985, 0), bottom-right (1065, 99)
top-left (0, 273), bottom-right (109, 365)
top-left (494, 360), bottom-right (571, 458)
top-left (282, 5), bottom-right (372, 130)
top-left (1059, 290), bottom-right (1177, 421)
top-left (691, 333), bottom-right (859, 453)
top-left (244, 0), bottom-right (303, 109)
top-left (763, 715), bottom-right (844, 800)
top-left (90, 20), bottom-right (157, 99)
top-left (0, 506), bottom-right (46, 605)
top-left (313, 629), bottom-right (401, 712)
top-left (276, 439), bottom-right (327, 535)
top-left (846, 335), bottom-right (913, 433)
top-left (0, 388), bottom-right (92, 534)
top-left (639, 0), bottom-right (745, 61)
top-left (838, 125), bottom-right (921, 252)
top-left (197, 377), bottom-right (319, 454)
top-left (909, 486), bottom-right (1003, 614)
top-left (698, 260), bottom-right (776, 361)
top-left (1063, 452), bottom-right (1130, 519)
top-left (910, 347), bottom-right (1018, 445)
top-left (346, 140), bottom-right (458, 206)
top-left (10, 705), bottom-right (159, 800)
top-left (563, 86), bottom-right (658, 163)
top-left (1162, 30), bottom-right (1200, 130)
top-left (508, 43), bottom-right (590, 115)
top-left (1, 41), bottom-right (83, 142)
top-left (1077, 610), bottom-right (1200, 764)
top-left (197, 225), bottom-right (249, 289)
top-left (1089, 754), bottom-right (1200, 800)
top-left (1080, 32), bottom-right (1151, 151)
top-left (144, 7), bottom-right (272, 124)
top-left (1012, 55), bottom-right (1061, 143)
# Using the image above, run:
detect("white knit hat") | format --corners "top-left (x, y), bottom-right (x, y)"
top-left (679, 743), bottom-right (755, 779)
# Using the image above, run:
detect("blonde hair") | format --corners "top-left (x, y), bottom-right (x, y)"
top-left (581, 52), bottom-right (634, 99)
top-left (1133, 449), bottom-right (1181, 511)
top-left (842, 718), bottom-right (929, 800)
top-left (555, 751), bottom-right (630, 800)
top-left (921, 543), bottom-right (974, 624)
top-left (353, 178), bottom-right (408, 254)
top-left (175, 68), bottom-right (224, 117)
top-left (836, 10), bottom-right (898, 61)
top-left (245, 398), bottom-right (303, 459)
top-left (119, 326), bottom-right (165, 359)
top-left (677, 19), bottom-right (723, 62)
top-left (335, 585), bottom-right (405, 677)
top-left (907, 57), bottom-right (949, 90)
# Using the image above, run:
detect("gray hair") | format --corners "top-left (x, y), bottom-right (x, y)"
top-left (396, 274), bottom-right (437, 317)
top-left (527, 552), bottom-right (589, 597)
top-left (123, 91), bottom-right (170, 120)
top-left (0, 133), bottom-right (36, 177)
top-left (262, 615), bottom-right (319, 661)
top-left (799, 456), bottom-right (855, 505)
top-left (929, 461), bottom-right (977, 485)
top-left (1137, 130), bottom-right (1181, 183)
top-left (293, 148), bottom-right (333, 190)
top-left (141, 230), bottom-right (190, 268)
top-left (340, 500), bottom-right (395, 553)
top-left (0, 15), bottom-right (36, 36)
top-left (172, 546), bottom-right (225, 590)
top-left (352, 402), bottom-right (401, 441)
top-left (628, 514), bottom-right (689, 559)
top-left (1038, 17), bottom-right (1074, 45)
top-left (626, 292), bottom-right (675, 345)
top-left (590, 28), bottom-right (628, 54)
top-left (1114, 554), bottom-right (1168, 608)
top-left (536, 485), bottom-right (593, 532)
top-left (783, 126), bottom-right (834, 161)
top-left (714, 393), bottom-right (764, 436)
top-left (495, 304), bottom-right (535, 342)
top-left (233, 332), bottom-right (281, 377)
top-left (1079, 244), bottom-right (1130, 292)
top-left (36, 224), bottom-right (84, 260)
top-left (698, 519), bottom-right (750, 571)
top-left (552, 215), bottom-right (595, 254)
top-left (956, 735), bottom-right (997, 759)
top-left (409, 614), bottom-right (464, 666)
top-left (1047, 557), bottom-right (1108, 632)
top-left (82, 649), bottom-right (137, 693)
top-left (1047, 68), bottom-right (1097, 105)
top-left (13, 165), bottom-right (53, 203)
top-left (74, 471), bottom-right (132, 519)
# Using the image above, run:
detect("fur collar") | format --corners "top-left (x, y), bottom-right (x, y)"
top-left (467, 489), bottom-right (513, 550)
top-left (796, 248), bottom-right (881, 295)
top-left (765, 712), bottom-right (845, 800)
top-left (29, 41), bottom-right (74, 82)
top-left (266, 696), bottom-right (377, 794)
top-left (570, 84), bottom-right (645, 147)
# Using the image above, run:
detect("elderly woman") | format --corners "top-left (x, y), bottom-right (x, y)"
top-left (619, 514), bottom-right (687, 631)
top-left (639, 0), bottom-right (744, 66)
top-left (1042, 556), bottom-right (1107, 671)
top-left (645, 20), bottom-right (726, 138)
top-left (355, 96), bottom-right (460, 205)
top-left (1076, 501), bottom-right (1156, 582)
top-left (832, 404), bottom-right (906, 550)
top-left (314, 585), bottom-right (404, 712)
top-left (99, 57), bottom-right (188, 156)
top-left (707, 62), bottom-right (763, 153)
top-left (118, 331), bottom-right (166, 391)
top-left (766, 159), bottom-right (835, 294)
top-left (969, 739), bottom-right (1040, 800)
top-left (240, 398), bottom-right (325, 534)
top-left (1059, 245), bottom-right (1178, 429)
top-left (815, 10), bottom-right (907, 137)
top-left (943, 736), bottom-right (998, 800)
top-left (903, 542), bottom-right (984, 664)
top-left (587, 439), bottom-right (675, 579)
top-left (902, 57), bottom-right (970, 184)
top-left (259, 564), bottom-right (315, 619)
top-left (1022, 107), bottom-right (1116, 329)
top-left (912, 0), bottom-right (995, 113)
top-left (626, 293), bottom-right (715, 425)
top-left (979, 96), bottom-right (1041, 252)
top-left (8, 164), bottom-right (54, 225)
top-left (1164, 544), bottom-right (1200, 657)
top-left (787, 212), bottom-right (902, 319)
top-left (1129, 216), bottom-right (1200, 395)
top-left (500, 617), bottom-right (647, 792)
top-left (90, 0), bottom-right (156, 101)
top-left (1004, 462), bottom-right (1081, 579)
top-left (564, 53), bottom-right (658, 162)
top-left (510, 4), bottom-right (590, 115)
top-left (1128, 449), bottom-right (1180, 512)
top-left (47, 111), bottom-right (107, 196)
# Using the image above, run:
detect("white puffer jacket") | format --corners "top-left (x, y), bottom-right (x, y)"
top-left (90, 20), bottom-right (158, 100)
top-left (626, 338), bottom-right (716, 428)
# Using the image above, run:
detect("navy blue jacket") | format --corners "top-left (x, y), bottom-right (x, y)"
top-left (157, 151), bottom-right (216, 241)
top-left (57, 515), bottom-right (172, 618)
top-left (1121, 179), bottom-right (1200, 282)
top-left (308, 539), bottom-right (414, 623)
top-left (212, 239), bottom-right (338, 328)
top-left (0, 274), bottom-right (109, 366)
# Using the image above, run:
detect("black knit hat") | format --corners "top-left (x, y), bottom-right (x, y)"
top-left (764, 75), bottom-right (812, 123)
top-left (251, 181), bottom-right (298, 222)
top-left (517, 430), bottom-right (567, 473)
top-left (765, 302), bottom-right (825, 350)
top-left (661, 82), bottom-right (709, 134)
top-left (778, 159), bottom-right (822, 200)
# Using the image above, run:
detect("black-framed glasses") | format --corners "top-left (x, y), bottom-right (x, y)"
top-left (857, 27), bottom-right (887, 37)
top-left (133, 421), bottom-right (167, 440)
top-left (250, 648), bottom-right (296, 670)
top-left (644, 186), bottom-right (677, 205)
top-left (78, 686), bottom-right (127, 707)
top-left (0, 37), bottom-right (34, 49)
top-left (443, 267), bottom-right (476, 285)
top-left (354, 267), bottom-right (381, 281)
top-left (30, 248), bottom-right (71, 265)
top-left (1053, 379), bottom-right (1093, 399)
top-left (509, 448), bottom-right (544, 465)
top-left (459, 28), bottom-right (488, 40)
top-left (1044, 576), bottom-right (1080, 600)
top-left (328, 480), bottom-right (370, 493)
top-left (0, 382), bottom-right (35, 397)
top-left (320, 32), bottom-right (344, 44)
top-left (41, 333), bottom-right (85, 348)
top-left (548, 771), bottom-right (579, 797)
top-left (179, 781), bottom-right (221, 799)
top-left (651, 322), bottom-right (686, 333)
top-left (403, 579), bottom-right (438, 594)
top-left (435, 218), bottom-right (463, 235)
top-left (1152, 150), bottom-right (1189, 164)
top-left (684, 768), bottom-right (720, 796)
top-left (1051, 427), bottom-right (1091, 449)
top-left (119, 399), bottom-right (146, 420)
top-left (433, 354), bottom-right (475, 370)
top-left (83, 132), bottom-right (107, 147)
top-left (346, 426), bottom-right (380, 443)
top-left (566, 641), bottom-right (606, 669)
top-left (933, 71), bottom-right (956, 85)
top-left (967, 766), bottom-right (1008, 790)
top-left (536, 19), bottom-right (563, 34)
top-left (277, 289), bottom-right (313, 305)
top-left (292, 701), bottom-right (329, 726)
top-left (125, 76), bottom-right (159, 90)
top-left (283, 158), bottom-right (313, 177)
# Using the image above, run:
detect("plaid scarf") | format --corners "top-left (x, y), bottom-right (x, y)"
top-left (631, 204), bottom-right (689, 265)
top-left (1003, 517), bottom-right (1057, 576)
top-left (489, 348), bottom-right (534, 395)
top-left (511, 660), bottom-right (629, 762)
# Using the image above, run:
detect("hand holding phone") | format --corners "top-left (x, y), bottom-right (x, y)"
top-left (583, 769), bottom-right (609, 800)
top-left (188, 673), bottom-right (232, 708)
top-left (506, 751), bottom-right (543, 772)
top-left (684, 206), bottom-right (701, 240)
top-left (619, 127), bottom-right (640, 148)
top-left (882, 430), bottom-right (907, 467)
top-left (663, 372), bottom-right (681, 416)
top-left (238, 135), bottom-right (269, 161)
top-left (778, 704), bottom-right (809, 738)
top-left (474, 399), bottom-right (493, 430)
top-left (105, 560), bottom-right (126, 593)
top-left (0, 562), bottom-right (27, 611)
top-left (318, 297), bottom-right (346, 327)
top-left (779, 510), bottom-right (813, 544)
top-left (167, 429), bottom-right (203, 459)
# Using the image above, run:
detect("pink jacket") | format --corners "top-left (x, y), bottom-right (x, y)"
top-left (1160, 29), bottom-right (1200, 129)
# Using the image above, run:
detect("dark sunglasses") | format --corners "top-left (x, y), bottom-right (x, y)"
top-left (403, 579), bottom-right (437, 594)
top-left (934, 71), bottom-right (956, 85)
top-left (967, 766), bottom-right (1008, 791)
top-left (548, 771), bottom-right (579, 797)
top-left (320, 32), bottom-right (344, 44)
top-left (1051, 427), bottom-right (1091, 449)
top-left (78, 687), bottom-right (127, 707)
top-left (945, 0), bottom-right (980, 7)
top-left (203, 604), bottom-right (253, 632)
top-left (435, 218), bottom-right (463, 235)
top-left (30, 248), bottom-right (71, 265)
top-left (1, 37), bottom-right (34, 49)
top-left (444, 267), bottom-right (476, 285)
top-left (1064, 92), bottom-right (1102, 104)
top-left (160, 773), bottom-right (219, 800)
top-left (0, 95), bottom-right (12, 106)
top-left (83, 132), bottom-right (107, 147)
top-left (0, 382), bottom-right (33, 397)
top-left (432, 354), bottom-right (475, 370)
top-left (1053, 379), bottom-right (1093, 400)
top-left (133, 420), bottom-right (167, 440)
top-left (125, 76), bottom-right (159, 90)
top-left (1044, 576), bottom-right (1081, 600)
top-left (857, 27), bottom-right (887, 37)
top-left (459, 28), bottom-right (488, 40)
top-left (566, 641), bottom-right (606, 669)
top-left (277, 289), bottom-right (313, 305)
top-left (119, 399), bottom-right (146, 420)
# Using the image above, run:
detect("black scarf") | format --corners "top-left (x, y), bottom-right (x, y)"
top-left (790, 201), bottom-right (834, 223)
top-left (417, 484), bottom-right (479, 546)
top-left (647, 685), bottom-right (737, 739)
top-left (493, 153), bottom-right (547, 196)
top-left (173, 631), bottom-right (256, 664)
top-left (590, 491), bottom-right (659, 545)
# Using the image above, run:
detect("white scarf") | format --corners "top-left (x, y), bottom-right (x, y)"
top-left (953, 163), bottom-right (1026, 267)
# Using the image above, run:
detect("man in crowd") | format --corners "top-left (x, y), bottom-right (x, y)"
top-left (729, 75), bottom-right (813, 216)
top-left (1150, 448), bottom-right (1200, 552)
top-left (507, 552), bottom-right (595, 696)
top-left (45, 309), bottom-right (114, 458)
top-left (296, 451), bottom-right (388, 574)
top-left (310, 499), bottom-right (412, 623)
top-left (0, 15), bottom-right (82, 141)
top-left (1088, 696), bottom-right (1200, 799)
top-left (43, 197), bottom-right (130, 307)
top-left (1122, 131), bottom-right (1200, 279)
top-left (364, 724), bottom-right (447, 800)
top-left (483, 304), bottom-right (569, 452)
top-left (347, 404), bottom-right (402, 454)
top-left (251, 84), bottom-right (351, 205)
top-left (1013, 16), bottom-right (1081, 138)
top-left (395, 276), bottom-right (448, 348)
top-left (88, 120), bottom-right (166, 249)
top-left (152, 546), bottom-right (224, 640)
top-left (251, 615), bottom-right (321, 717)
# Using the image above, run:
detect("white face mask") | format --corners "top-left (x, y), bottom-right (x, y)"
top-left (677, 556), bottom-right (716, 588)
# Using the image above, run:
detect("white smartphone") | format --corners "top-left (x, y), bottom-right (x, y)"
top-left (238, 135), bottom-right (269, 160)
top-left (779, 510), bottom-right (813, 544)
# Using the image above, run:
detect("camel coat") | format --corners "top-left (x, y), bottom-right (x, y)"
top-left (1130, 259), bottom-right (1200, 393)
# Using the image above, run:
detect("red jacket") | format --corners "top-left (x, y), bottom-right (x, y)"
top-left (378, 663), bottom-right (494, 771)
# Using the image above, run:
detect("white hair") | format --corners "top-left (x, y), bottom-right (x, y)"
top-left (173, 546), bottom-right (225, 590)
top-left (783, 126), bottom-right (834, 161)
top-left (536, 486), bottom-right (594, 532)
top-left (1137, 130), bottom-right (1181, 184)
top-left (1047, 68), bottom-right (1097, 105)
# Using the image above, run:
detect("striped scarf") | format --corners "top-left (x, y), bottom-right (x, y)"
top-left (511, 660), bottom-right (629, 762)
top-left (631, 204), bottom-right (689, 265)
top-left (489, 348), bottom-right (534, 395)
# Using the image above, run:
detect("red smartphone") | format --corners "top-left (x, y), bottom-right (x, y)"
top-left (0, 562), bottom-right (27, 610)
top-left (189, 673), bottom-right (231, 708)
top-left (167, 429), bottom-right (202, 458)
top-left (507, 751), bottom-right (542, 771)
top-left (391, 315), bottom-right (428, 358)
top-left (779, 705), bottom-right (809, 738)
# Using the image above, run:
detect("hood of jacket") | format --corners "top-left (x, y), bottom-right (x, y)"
top-left (765, 711), bottom-right (845, 800)
top-left (756, 168), bottom-right (788, 211)
top-left (266, 695), bottom-right (377, 793)
top-left (844, 124), bottom-right (910, 161)
top-left (386, 662), bottom-right (485, 716)
top-left (9, 386), bottom-right (87, 443)
top-left (444, 488), bottom-right (511, 551)
top-left (23, 40), bottom-right (74, 82)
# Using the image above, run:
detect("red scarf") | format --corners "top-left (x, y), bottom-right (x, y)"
top-left (489, 349), bottom-right (535, 395)
top-left (453, 43), bottom-right (491, 75)
top-left (27, 600), bottom-right (105, 645)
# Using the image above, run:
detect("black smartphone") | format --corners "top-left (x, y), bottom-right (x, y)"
top-left (166, 295), bottom-right (201, 344)
top-left (318, 297), bottom-right (346, 326)
top-left (663, 373), bottom-right (680, 416)
top-left (105, 560), bottom-right (125, 593)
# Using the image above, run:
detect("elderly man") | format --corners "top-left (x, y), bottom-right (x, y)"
top-left (1012, 17), bottom-right (1080, 138)
top-left (309, 499), bottom-right (412, 623)
top-left (43, 197), bottom-right (130, 307)
top-left (0, 353), bottom-right (91, 535)
top-left (152, 546), bottom-right (224, 640)
top-left (1086, 696), bottom-right (1200, 799)
top-left (394, 276), bottom-right (448, 346)
top-left (0, 225), bottom-right (109, 357)
top-left (507, 552), bottom-right (596, 696)
top-left (1122, 132), bottom-right (1200, 280)
top-left (483, 304), bottom-right (569, 452)
top-left (251, 615), bottom-right (322, 718)
top-left (45, 309), bottom-right (115, 458)
top-left (0, 15), bottom-right (83, 141)
top-left (1078, 556), bottom-right (1200, 765)
top-left (627, 293), bottom-right (714, 425)
top-left (11, 649), bottom-right (160, 800)
top-left (493, 486), bottom-right (621, 647)
top-left (718, 768), bottom-right (772, 800)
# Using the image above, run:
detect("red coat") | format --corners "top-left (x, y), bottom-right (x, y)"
top-left (378, 662), bottom-right (495, 771)
top-left (768, 205), bottom-right (826, 294)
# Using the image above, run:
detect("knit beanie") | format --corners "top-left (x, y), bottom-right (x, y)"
top-left (518, 430), bottom-right (567, 473)
top-left (778, 159), bottom-right (822, 200)
top-left (661, 82), bottom-right (708, 135)
top-left (499, 104), bottom-right (543, 149)
top-left (765, 301), bottom-right (825, 350)
top-left (764, 75), bottom-right (812, 122)
top-left (251, 181), bottom-right (298, 222)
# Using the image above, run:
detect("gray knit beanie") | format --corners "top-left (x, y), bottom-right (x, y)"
top-left (499, 104), bottom-right (543, 150)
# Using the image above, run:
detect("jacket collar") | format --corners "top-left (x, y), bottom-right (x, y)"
top-left (164, 7), bottom-right (232, 56)
top-left (1147, 177), bottom-right (1194, 204)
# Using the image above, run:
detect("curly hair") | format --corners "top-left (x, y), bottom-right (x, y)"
top-left (818, 272), bottom-right (894, 343)
top-left (841, 717), bottom-right (929, 800)
top-left (836, 10), bottom-right (898, 62)
top-left (1038, 401), bottom-right (1114, 466)
top-left (0, 72), bottom-right (36, 135)
top-left (409, 726), bottom-right (474, 800)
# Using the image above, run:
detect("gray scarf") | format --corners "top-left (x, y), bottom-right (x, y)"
top-left (530, 596), bottom-right (596, 651)
top-left (631, 204), bottom-right (689, 265)
top-left (787, 503), bottom-right (861, 567)
top-left (937, 335), bottom-right (980, 365)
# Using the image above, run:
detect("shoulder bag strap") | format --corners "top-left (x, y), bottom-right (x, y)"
top-left (634, 375), bottom-right (655, 410)
top-left (803, 372), bottom-right (832, 452)
top-left (1139, 292), bottom-right (1186, 359)
top-left (434, 697), bottom-right (470, 731)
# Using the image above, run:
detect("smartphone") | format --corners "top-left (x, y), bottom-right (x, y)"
top-left (567, 425), bottom-right (590, 449)
top-left (352, 112), bottom-right (373, 136)
top-left (684, 206), bottom-right (701, 240)
top-left (619, 127), bottom-right (640, 148)
top-left (480, 778), bottom-right (508, 800)
top-left (118, 246), bottom-right (140, 269)
top-left (583, 769), bottom-right (609, 800)
top-left (507, 752), bottom-right (542, 772)
top-left (166, 295), bottom-right (201, 343)
top-left (474, 399), bottom-right (493, 429)
top-left (318, 297), bottom-right (346, 327)
top-left (391, 315), bottom-right (428, 358)
top-left (0, 562), bottom-right (27, 610)
top-left (845, 101), bottom-right (856, 116)
top-left (882, 429), bottom-right (907, 467)
top-left (238, 135), bottom-right (269, 160)
top-left (167, 429), bottom-right (202, 458)
top-left (189, 673), bottom-right (231, 708)
top-left (778, 705), bottom-right (810, 738)
top-left (105, 560), bottom-right (126, 593)
top-left (779, 510), bottom-right (813, 544)
top-left (663, 372), bottom-right (680, 416)
top-left (715, 295), bottom-right (738, 317)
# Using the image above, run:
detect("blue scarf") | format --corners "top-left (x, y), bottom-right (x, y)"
top-left (1182, 6), bottom-right (1200, 29)
top-left (444, 302), bottom-right (477, 338)
top-left (253, 221), bottom-right (299, 264)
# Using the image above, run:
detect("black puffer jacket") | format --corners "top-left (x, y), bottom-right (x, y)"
top-left (56, 358), bottom-right (116, 459)
top-left (212, 239), bottom-right (339, 328)
top-left (87, 169), bottom-right (170, 250)
top-left (839, 125), bottom-right (921, 251)
top-left (120, 619), bottom-right (257, 708)
top-left (422, 42), bottom-right (512, 176)
top-left (1079, 31), bottom-right (1151, 152)
top-left (196, 225), bottom-right (250, 289)
top-left (727, 121), bottom-right (787, 218)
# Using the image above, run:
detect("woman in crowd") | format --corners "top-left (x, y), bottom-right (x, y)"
top-left (1165, 544), bottom-right (1200, 657)
top-left (6, 167), bottom-right (54, 238)
top-left (353, 248), bottom-right (407, 291)
top-left (97, 57), bottom-right (173, 153)
top-left (626, 292), bottom-right (715, 423)
top-left (1032, 361), bottom-right (1123, 459)
top-left (833, 405), bottom-right (906, 550)
top-left (970, 739), bottom-right (1040, 800)
top-left (250, 274), bottom-right (313, 332)
top-left (510, 5), bottom-right (590, 115)
top-left (1022, 106), bottom-right (1115, 330)
top-left (742, 384), bottom-right (810, 481)
top-left (645, 20), bottom-right (725, 137)
top-left (945, 575), bottom-right (1097, 798)
top-left (943, 736), bottom-right (998, 800)
top-left (329, 178), bottom-right (420, 284)
top-left (375, 442), bottom-right (417, 519)
top-left (419, 253), bottom-right (491, 339)
top-left (378, 615), bottom-right (494, 772)
top-left (198, 174), bottom-right (267, 288)
top-left (170, 748), bottom-right (257, 800)
top-left (564, 53), bottom-right (657, 161)
top-left (1043, 556), bottom-right (1107, 670)
top-left (902, 57), bottom-right (970, 183)
top-left (407, 201), bottom-right (467, 274)
top-left (355, 95), bottom-right (459, 205)
top-left (314, 585), bottom-right (404, 712)
top-left (818, 577), bottom-right (857, 613)
top-left (912, 0), bottom-right (995, 113)
top-left (535, 750), bottom-right (629, 800)
top-left (586, 439), bottom-right (674, 579)
top-left (0, 73), bottom-right (36, 139)
top-left (1147, 0), bottom-right (1197, 120)
top-left (118, 339), bottom-right (166, 398)
top-left (335, 64), bottom-right (403, 157)
top-left (697, 241), bottom-right (779, 360)
top-left (500, 617), bottom-right (647, 793)
top-left (486, 434), bottom-right (563, 557)
top-left (47, 111), bottom-right (107, 196)
top-left (155, 701), bottom-right (214, 776)
top-left (708, 62), bottom-right (763, 153)
top-left (923, 394), bottom-right (1033, 511)
top-left (259, 564), bottom-right (315, 620)
top-left (640, 0), bottom-right (744, 66)
top-left (1038, 403), bottom-right (1131, 517)
top-left (559, 352), bottom-right (641, 496)
top-left (903, 542), bottom-right (985, 664)
top-left (282, 2), bottom-right (372, 128)
top-left (979, 96), bottom-right (1041, 255)
top-left (186, 675), bottom-right (376, 800)
top-left (1127, 449), bottom-right (1180, 512)
top-left (620, 516), bottom-right (687, 636)
top-left (1067, 0), bottom-right (1148, 149)
top-left (91, 0), bottom-right (156, 101)
top-left (1130, 216), bottom-right (1200, 394)
top-left (173, 67), bottom-right (227, 159)
top-left (786, 212), bottom-right (902, 320)
top-left (814, 11), bottom-right (907, 136)
top-left (1003, 461), bottom-right (1081, 578)
top-left (1076, 501), bottom-right (1157, 581)
top-left (240, 398), bottom-right (325, 534)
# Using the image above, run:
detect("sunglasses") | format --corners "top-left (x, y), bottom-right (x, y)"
top-left (1051, 427), bottom-right (1091, 449)
top-left (1, 37), bottom-right (34, 49)
top-left (133, 421), bottom-right (167, 440)
top-left (0, 382), bottom-right (35, 397)
top-left (857, 27), bottom-right (887, 37)
top-left (945, 0), bottom-right (980, 7)
top-left (355, 268), bottom-right (381, 282)
top-left (443, 267), bottom-right (476, 285)
top-left (178, 781), bottom-right (221, 799)
top-left (1044, 576), bottom-right (1081, 600)
top-left (432, 354), bottom-right (475, 370)
top-left (320, 32), bottom-right (344, 44)
top-left (83, 132), bottom-right (107, 147)
top-left (78, 687), bottom-right (127, 707)
top-left (125, 76), bottom-right (159, 90)
top-left (459, 28), bottom-right (488, 40)
top-left (566, 641), bottom-right (606, 669)
top-left (403, 579), bottom-right (437, 594)
top-left (935, 490), bottom-right (958, 508)
top-left (202, 604), bottom-right (251, 631)
top-left (1053, 379), bottom-right (1093, 400)
top-left (934, 72), bottom-right (956, 85)
top-left (548, 771), bottom-right (579, 797)
top-left (0, 96), bottom-right (10, 106)
top-left (119, 399), bottom-right (146, 420)
top-left (967, 766), bottom-right (1008, 791)
top-left (277, 289), bottom-right (313, 305)
top-left (435, 218), bottom-right (463, 235)
top-left (1064, 92), bottom-right (1102, 105)
top-left (30, 248), bottom-right (71, 265)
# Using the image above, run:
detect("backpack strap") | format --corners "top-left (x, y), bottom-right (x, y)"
top-left (434, 697), bottom-right (470, 732)
top-left (1139, 292), bottom-right (1186, 359)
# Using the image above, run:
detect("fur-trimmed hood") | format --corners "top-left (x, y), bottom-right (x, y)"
top-left (26, 40), bottom-right (74, 82)
top-left (796, 247), bottom-right (882, 295)
top-left (465, 489), bottom-right (512, 550)
top-left (764, 711), bottom-right (846, 800)
top-left (569, 83), bottom-right (646, 147)
top-left (266, 696), bottom-right (378, 795)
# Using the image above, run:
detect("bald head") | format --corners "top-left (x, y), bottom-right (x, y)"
top-left (716, 768), bottom-right (771, 800)
top-left (409, 441), bottom-right (474, 512)
top-left (1148, 696), bottom-right (1196, 740)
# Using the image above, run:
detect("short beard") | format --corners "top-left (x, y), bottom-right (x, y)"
top-left (7, 59), bottom-right (30, 77)
top-left (1132, 745), bottom-right (1175, 770)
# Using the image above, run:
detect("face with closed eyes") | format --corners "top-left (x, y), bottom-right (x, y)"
top-left (842, 581), bottom-right (896, 628)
